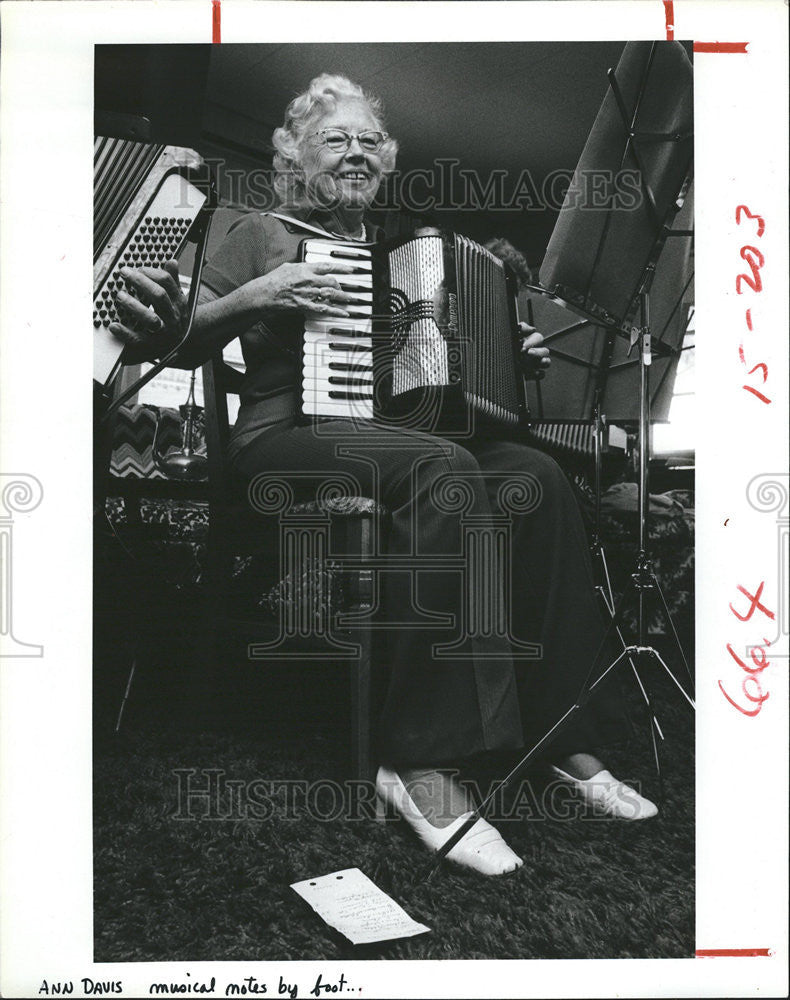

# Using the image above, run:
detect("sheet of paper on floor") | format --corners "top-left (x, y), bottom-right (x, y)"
top-left (291, 868), bottom-right (431, 945)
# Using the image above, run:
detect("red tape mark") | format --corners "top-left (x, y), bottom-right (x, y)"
top-left (693, 41), bottom-right (748, 53)
top-left (212, 0), bottom-right (221, 43)
top-left (696, 948), bottom-right (772, 957)
top-left (664, 1), bottom-right (674, 40)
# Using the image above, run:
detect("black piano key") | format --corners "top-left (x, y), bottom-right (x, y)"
top-left (327, 390), bottom-right (374, 401)
top-left (328, 361), bottom-right (373, 373)
top-left (327, 341), bottom-right (371, 353)
top-left (327, 248), bottom-right (370, 259)
top-left (327, 375), bottom-right (373, 386)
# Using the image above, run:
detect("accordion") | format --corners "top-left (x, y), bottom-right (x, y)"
top-left (93, 137), bottom-right (214, 387)
top-left (300, 229), bottom-right (524, 431)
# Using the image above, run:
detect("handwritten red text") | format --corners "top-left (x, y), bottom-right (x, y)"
top-left (735, 206), bottom-right (770, 404)
top-left (719, 581), bottom-right (775, 716)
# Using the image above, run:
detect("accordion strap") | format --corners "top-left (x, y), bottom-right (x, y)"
top-left (262, 211), bottom-right (376, 244)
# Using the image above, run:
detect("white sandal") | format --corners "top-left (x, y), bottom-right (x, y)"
top-left (375, 766), bottom-right (523, 876)
top-left (550, 765), bottom-right (658, 820)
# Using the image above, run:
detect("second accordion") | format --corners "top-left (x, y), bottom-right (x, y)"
top-left (301, 229), bottom-right (524, 431)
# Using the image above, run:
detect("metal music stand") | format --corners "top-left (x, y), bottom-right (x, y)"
top-left (425, 40), bottom-right (696, 879)
top-left (522, 185), bottom-right (694, 775)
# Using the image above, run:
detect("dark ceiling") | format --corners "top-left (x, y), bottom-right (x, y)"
top-left (96, 41), bottom-right (692, 261)
top-left (204, 42), bottom-right (628, 179)
top-left (202, 41), bottom-right (629, 255)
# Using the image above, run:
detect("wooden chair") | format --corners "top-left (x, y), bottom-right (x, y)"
top-left (199, 357), bottom-right (388, 781)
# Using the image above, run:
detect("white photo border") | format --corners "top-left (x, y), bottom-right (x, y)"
top-left (0, 2), bottom-right (787, 997)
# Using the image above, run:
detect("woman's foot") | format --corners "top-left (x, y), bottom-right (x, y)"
top-left (554, 752), bottom-right (608, 780)
top-left (375, 766), bottom-right (523, 876)
top-left (396, 766), bottom-right (475, 828)
top-left (550, 753), bottom-right (658, 821)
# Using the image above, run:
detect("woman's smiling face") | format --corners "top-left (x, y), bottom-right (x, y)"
top-left (299, 97), bottom-right (388, 212)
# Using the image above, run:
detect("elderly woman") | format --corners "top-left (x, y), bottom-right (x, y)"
top-left (110, 74), bottom-right (656, 877)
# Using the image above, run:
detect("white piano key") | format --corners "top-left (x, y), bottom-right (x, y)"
top-left (304, 242), bottom-right (372, 262)
top-left (303, 363), bottom-right (371, 374)
top-left (303, 387), bottom-right (374, 405)
top-left (304, 305), bottom-right (371, 321)
top-left (303, 337), bottom-right (373, 352)
top-left (305, 317), bottom-right (373, 335)
top-left (303, 385), bottom-right (374, 404)
top-left (302, 370), bottom-right (376, 382)
top-left (304, 350), bottom-right (373, 368)
top-left (324, 364), bottom-right (374, 374)
top-left (303, 334), bottom-right (373, 348)
top-left (303, 353), bottom-right (373, 366)
top-left (304, 331), bottom-right (373, 349)
top-left (303, 374), bottom-right (374, 388)
top-left (302, 398), bottom-right (375, 419)
top-left (302, 385), bottom-right (373, 402)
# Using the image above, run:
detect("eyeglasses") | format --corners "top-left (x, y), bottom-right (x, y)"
top-left (311, 129), bottom-right (389, 153)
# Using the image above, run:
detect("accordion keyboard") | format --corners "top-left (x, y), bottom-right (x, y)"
top-left (301, 240), bottom-right (375, 420)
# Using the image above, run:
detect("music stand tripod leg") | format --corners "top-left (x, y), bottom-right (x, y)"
top-left (627, 289), bottom-right (695, 712)
top-left (651, 570), bottom-right (695, 698)
top-left (595, 549), bottom-right (672, 801)
top-left (590, 400), bottom-right (664, 794)
top-left (595, 559), bottom-right (663, 726)
top-left (597, 580), bottom-right (666, 794)
top-left (420, 640), bottom-right (637, 882)
top-left (647, 644), bottom-right (696, 712)
top-left (421, 573), bottom-right (643, 881)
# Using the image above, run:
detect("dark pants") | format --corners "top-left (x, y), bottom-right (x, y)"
top-left (231, 419), bottom-right (629, 767)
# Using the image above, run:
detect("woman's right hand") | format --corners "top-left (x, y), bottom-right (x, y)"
top-left (248, 261), bottom-right (360, 319)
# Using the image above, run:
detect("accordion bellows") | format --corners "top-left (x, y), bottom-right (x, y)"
top-left (93, 138), bottom-right (212, 385)
top-left (301, 230), bottom-right (522, 430)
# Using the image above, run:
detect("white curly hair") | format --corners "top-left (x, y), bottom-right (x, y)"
top-left (271, 73), bottom-right (398, 211)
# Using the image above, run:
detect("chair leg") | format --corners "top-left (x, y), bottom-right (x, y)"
top-left (350, 631), bottom-right (372, 783)
top-left (349, 515), bottom-right (375, 783)
top-left (181, 525), bottom-right (231, 726)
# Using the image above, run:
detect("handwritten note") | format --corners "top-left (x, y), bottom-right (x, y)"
top-left (719, 580), bottom-right (776, 716)
top-left (291, 868), bottom-right (430, 945)
top-left (734, 204), bottom-right (771, 404)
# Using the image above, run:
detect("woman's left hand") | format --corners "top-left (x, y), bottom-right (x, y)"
top-left (517, 322), bottom-right (551, 380)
